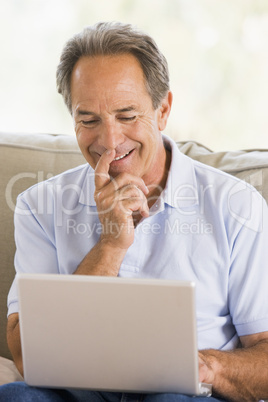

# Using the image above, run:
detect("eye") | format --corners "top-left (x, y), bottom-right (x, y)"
top-left (81, 119), bottom-right (99, 126)
top-left (119, 116), bottom-right (136, 122)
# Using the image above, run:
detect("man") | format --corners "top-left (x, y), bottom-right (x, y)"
top-left (1, 22), bottom-right (268, 402)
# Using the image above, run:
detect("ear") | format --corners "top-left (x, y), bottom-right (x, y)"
top-left (157, 91), bottom-right (173, 131)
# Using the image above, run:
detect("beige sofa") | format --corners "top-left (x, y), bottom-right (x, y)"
top-left (1, 131), bottom-right (268, 389)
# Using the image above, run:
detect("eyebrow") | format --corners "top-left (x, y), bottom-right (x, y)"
top-left (75, 106), bottom-right (138, 117)
top-left (114, 106), bottom-right (137, 113)
top-left (76, 110), bottom-right (95, 116)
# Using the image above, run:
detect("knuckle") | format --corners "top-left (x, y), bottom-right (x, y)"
top-left (101, 197), bottom-right (115, 212)
top-left (119, 185), bottom-right (143, 199)
top-left (94, 190), bottom-right (101, 202)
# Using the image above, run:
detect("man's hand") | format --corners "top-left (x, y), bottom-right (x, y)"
top-left (74, 149), bottom-right (149, 277)
top-left (198, 353), bottom-right (214, 385)
top-left (198, 332), bottom-right (268, 402)
top-left (94, 149), bottom-right (149, 250)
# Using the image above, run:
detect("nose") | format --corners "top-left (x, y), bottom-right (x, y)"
top-left (98, 120), bottom-right (124, 150)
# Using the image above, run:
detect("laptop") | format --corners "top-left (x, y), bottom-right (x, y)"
top-left (17, 273), bottom-right (212, 396)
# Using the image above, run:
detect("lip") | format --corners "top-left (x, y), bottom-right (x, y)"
top-left (91, 148), bottom-right (135, 171)
top-left (113, 150), bottom-right (132, 161)
top-left (110, 149), bottom-right (135, 166)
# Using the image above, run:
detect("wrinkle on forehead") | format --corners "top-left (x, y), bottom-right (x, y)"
top-left (74, 89), bottom-right (152, 118)
top-left (71, 54), bottom-right (154, 115)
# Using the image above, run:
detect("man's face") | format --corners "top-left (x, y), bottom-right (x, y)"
top-left (71, 53), bottom-right (171, 187)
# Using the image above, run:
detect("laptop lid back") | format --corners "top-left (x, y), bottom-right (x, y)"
top-left (18, 274), bottom-right (200, 395)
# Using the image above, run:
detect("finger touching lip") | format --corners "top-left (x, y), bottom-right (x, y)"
top-left (95, 149), bottom-right (116, 169)
top-left (94, 149), bottom-right (116, 189)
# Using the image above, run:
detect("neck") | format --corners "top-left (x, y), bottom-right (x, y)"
top-left (147, 147), bottom-right (171, 209)
top-left (133, 147), bottom-right (171, 226)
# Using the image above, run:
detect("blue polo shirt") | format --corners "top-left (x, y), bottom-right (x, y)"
top-left (8, 135), bottom-right (268, 351)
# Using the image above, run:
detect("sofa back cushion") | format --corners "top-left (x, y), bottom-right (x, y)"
top-left (178, 141), bottom-right (268, 203)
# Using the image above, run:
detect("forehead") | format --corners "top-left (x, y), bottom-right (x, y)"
top-left (70, 54), bottom-right (152, 111)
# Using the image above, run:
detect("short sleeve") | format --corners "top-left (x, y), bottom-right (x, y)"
top-left (228, 193), bottom-right (268, 336)
top-left (7, 192), bottom-right (59, 316)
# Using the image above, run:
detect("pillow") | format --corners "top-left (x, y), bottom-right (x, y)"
top-left (0, 357), bottom-right (23, 385)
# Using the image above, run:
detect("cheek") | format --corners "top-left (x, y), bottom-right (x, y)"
top-left (75, 129), bottom-right (97, 165)
top-left (76, 128), bottom-right (94, 148)
top-left (129, 116), bottom-right (157, 143)
top-left (139, 115), bottom-right (156, 131)
top-left (135, 127), bottom-right (160, 164)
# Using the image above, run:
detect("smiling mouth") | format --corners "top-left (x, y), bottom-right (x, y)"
top-left (113, 150), bottom-right (132, 161)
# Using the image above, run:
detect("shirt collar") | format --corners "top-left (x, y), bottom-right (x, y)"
top-left (161, 134), bottom-right (199, 209)
top-left (78, 134), bottom-right (199, 209)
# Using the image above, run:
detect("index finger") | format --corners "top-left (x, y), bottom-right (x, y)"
top-left (94, 149), bottom-right (116, 191)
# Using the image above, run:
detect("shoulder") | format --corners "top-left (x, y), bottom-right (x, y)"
top-left (167, 137), bottom-right (266, 230)
top-left (18, 163), bottom-right (91, 198)
top-left (16, 163), bottom-right (94, 212)
top-left (167, 134), bottom-right (262, 201)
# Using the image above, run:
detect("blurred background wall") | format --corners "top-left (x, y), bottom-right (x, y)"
top-left (0, 0), bottom-right (267, 151)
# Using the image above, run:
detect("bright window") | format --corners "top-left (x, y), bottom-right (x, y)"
top-left (1, 0), bottom-right (267, 151)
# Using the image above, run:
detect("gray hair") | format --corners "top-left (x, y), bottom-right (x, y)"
top-left (56, 21), bottom-right (170, 113)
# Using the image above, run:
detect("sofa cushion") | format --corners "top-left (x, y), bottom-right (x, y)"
top-left (178, 141), bottom-right (268, 204)
top-left (0, 357), bottom-right (23, 385)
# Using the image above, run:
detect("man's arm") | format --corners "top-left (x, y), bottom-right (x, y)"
top-left (199, 331), bottom-right (268, 402)
top-left (74, 149), bottom-right (149, 277)
top-left (7, 313), bottom-right (23, 377)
